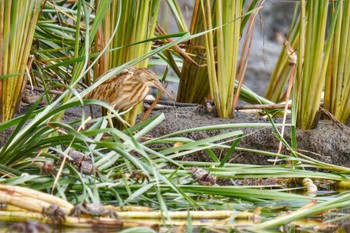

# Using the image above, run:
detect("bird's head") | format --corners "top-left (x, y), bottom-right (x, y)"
top-left (137, 68), bottom-right (175, 101)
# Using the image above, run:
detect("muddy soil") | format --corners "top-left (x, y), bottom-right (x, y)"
top-left (146, 107), bottom-right (350, 167)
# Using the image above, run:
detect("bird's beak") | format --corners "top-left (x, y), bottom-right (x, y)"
top-left (152, 80), bottom-right (176, 101)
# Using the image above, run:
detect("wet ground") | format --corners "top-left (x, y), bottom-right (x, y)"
top-left (146, 106), bottom-right (350, 166)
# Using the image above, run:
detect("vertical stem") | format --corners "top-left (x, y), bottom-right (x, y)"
top-left (277, 41), bottom-right (296, 157)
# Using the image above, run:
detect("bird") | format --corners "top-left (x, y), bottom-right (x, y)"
top-left (85, 67), bottom-right (174, 124)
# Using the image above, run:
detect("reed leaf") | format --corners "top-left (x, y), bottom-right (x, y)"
top-left (266, 1), bottom-right (342, 129)
top-left (0, 0), bottom-right (43, 122)
top-left (297, 1), bottom-right (340, 129)
top-left (264, 11), bottom-right (300, 102)
top-left (324, 0), bottom-right (350, 123)
top-left (177, 0), bottom-right (263, 118)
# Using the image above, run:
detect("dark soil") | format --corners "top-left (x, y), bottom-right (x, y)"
top-left (147, 106), bottom-right (350, 167)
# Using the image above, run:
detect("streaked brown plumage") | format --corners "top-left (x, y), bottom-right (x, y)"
top-left (86, 67), bottom-right (174, 111)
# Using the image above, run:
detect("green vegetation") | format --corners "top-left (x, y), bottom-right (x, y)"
top-left (0, 0), bottom-right (42, 122)
top-left (0, 0), bottom-right (350, 232)
top-left (266, 0), bottom-right (349, 129)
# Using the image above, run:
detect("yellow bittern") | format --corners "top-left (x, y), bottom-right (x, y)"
top-left (85, 67), bottom-right (174, 125)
